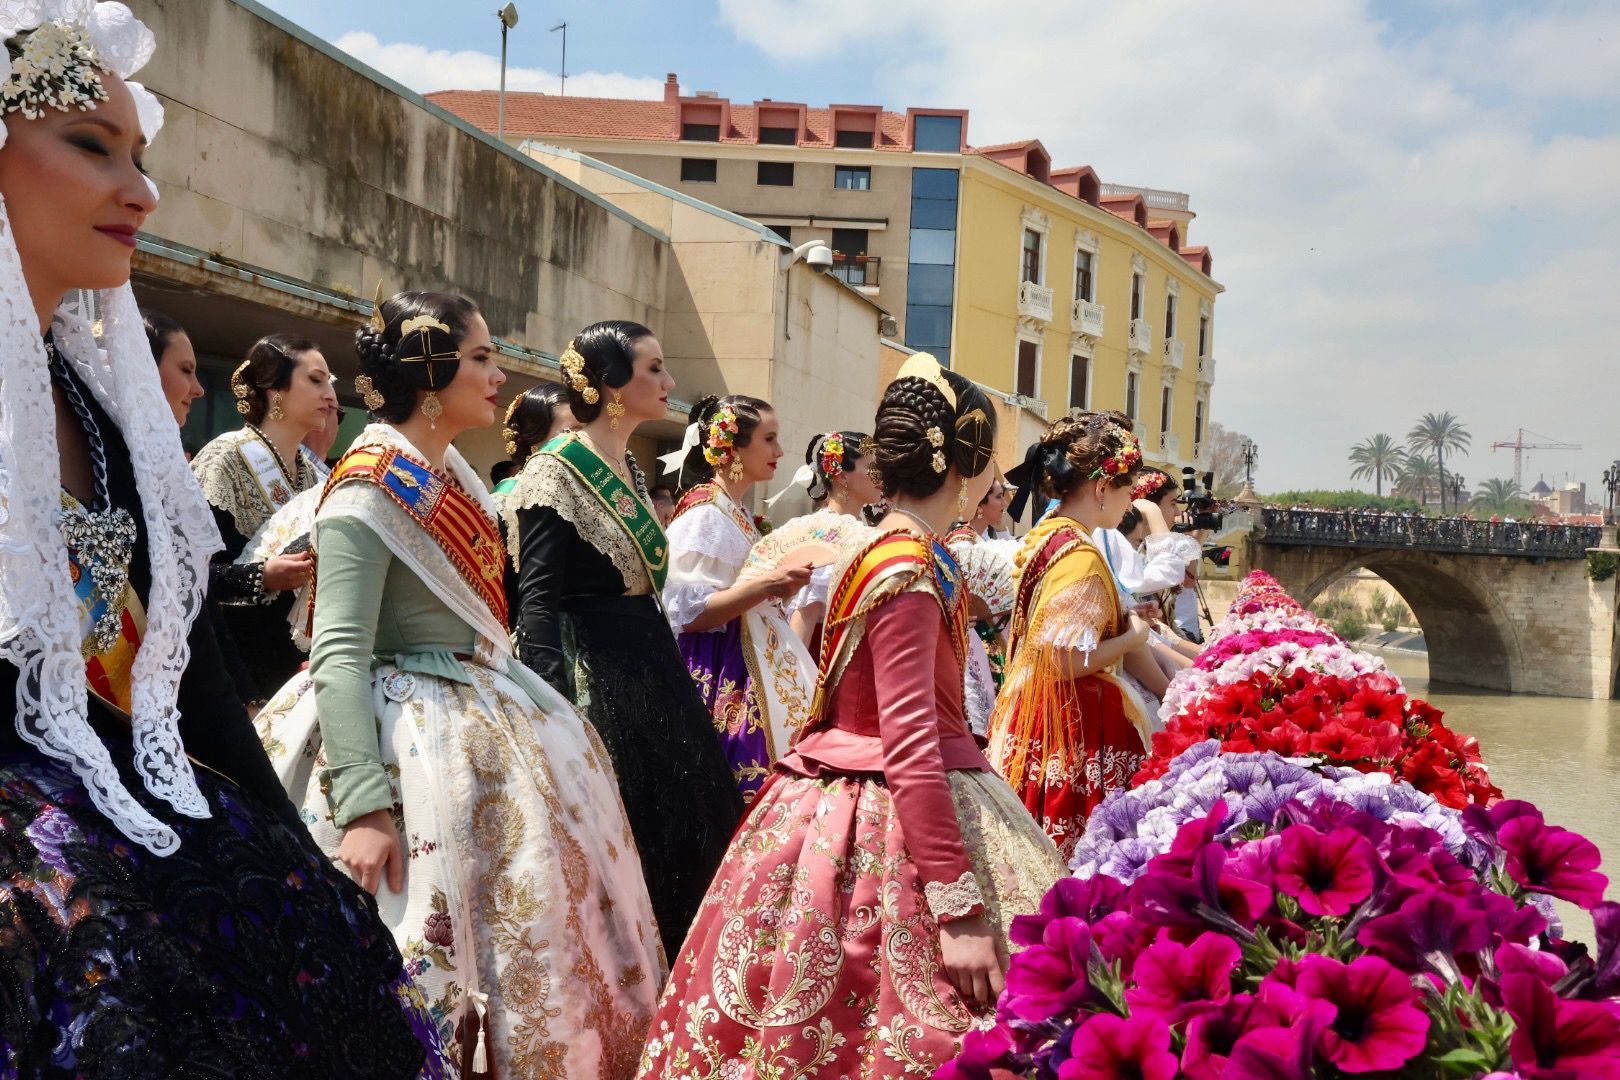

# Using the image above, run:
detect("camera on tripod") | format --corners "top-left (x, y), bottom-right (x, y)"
top-left (1175, 467), bottom-right (1224, 533)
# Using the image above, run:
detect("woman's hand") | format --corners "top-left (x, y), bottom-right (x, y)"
top-left (757, 563), bottom-right (813, 603)
top-left (338, 808), bottom-right (404, 895)
top-left (263, 550), bottom-right (315, 592)
top-left (1133, 499), bottom-right (1171, 535)
top-left (940, 914), bottom-right (1005, 1010)
top-left (1124, 613), bottom-right (1152, 648)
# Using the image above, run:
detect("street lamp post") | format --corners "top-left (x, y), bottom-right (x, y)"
top-left (495, 4), bottom-right (519, 143)
top-left (1241, 440), bottom-right (1257, 489)
top-left (1604, 462), bottom-right (1620, 523)
top-left (1452, 474), bottom-right (1466, 516)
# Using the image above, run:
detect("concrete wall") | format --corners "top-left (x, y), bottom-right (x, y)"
top-left (1259, 543), bottom-right (1620, 700)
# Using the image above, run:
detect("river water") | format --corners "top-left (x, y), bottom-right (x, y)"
top-left (1377, 649), bottom-right (1620, 944)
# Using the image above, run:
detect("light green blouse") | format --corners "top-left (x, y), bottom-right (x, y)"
top-left (308, 515), bottom-right (477, 827)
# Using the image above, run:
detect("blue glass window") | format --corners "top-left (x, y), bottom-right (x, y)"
top-left (909, 229), bottom-right (956, 265)
top-left (913, 115), bottom-right (963, 153)
top-left (907, 264), bottom-right (954, 306)
top-left (905, 305), bottom-right (952, 348)
top-left (910, 167), bottom-right (959, 200)
top-left (909, 197), bottom-right (956, 230)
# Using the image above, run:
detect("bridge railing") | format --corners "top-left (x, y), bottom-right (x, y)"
top-left (1258, 509), bottom-right (1603, 559)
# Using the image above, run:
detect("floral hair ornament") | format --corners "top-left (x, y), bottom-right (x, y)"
top-left (1090, 423), bottom-right (1142, 479)
top-left (0, 5), bottom-right (160, 148)
top-left (558, 343), bottom-right (598, 405)
top-left (1131, 469), bottom-right (1169, 501)
top-left (817, 432), bottom-right (847, 479)
top-left (229, 358), bottom-right (254, 416)
top-left (702, 403), bottom-right (739, 468)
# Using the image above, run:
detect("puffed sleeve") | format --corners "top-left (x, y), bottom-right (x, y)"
top-left (662, 505), bottom-right (749, 633)
top-left (515, 503), bottom-right (573, 697)
top-left (307, 515), bottom-right (393, 828)
top-left (869, 591), bottom-right (985, 923)
top-left (1136, 532), bottom-right (1201, 594)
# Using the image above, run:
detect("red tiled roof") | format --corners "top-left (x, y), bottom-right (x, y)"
top-left (1147, 219), bottom-right (1182, 250)
top-left (427, 90), bottom-right (917, 150)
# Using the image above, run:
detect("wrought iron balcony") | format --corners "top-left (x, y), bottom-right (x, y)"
top-left (1259, 509), bottom-right (1602, 560)
top-left (1072, 298), bottom-right (1104, 337)
top-left (1128, 318), bottom-right (1152, 353)
top-left (1164, 339), bottom-right (1185, 371)
top-left (1159, 432), bottom-right (1181, 459)
top-left (1018, 280), bottom-right (1053, 323)
top-left (831, 253), bottom-right (880, 288)
top-left (1197, 353), bottom-right (1216, 385)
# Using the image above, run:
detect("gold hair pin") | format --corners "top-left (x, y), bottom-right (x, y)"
top-left (896, 352), bottom-right (957, 409)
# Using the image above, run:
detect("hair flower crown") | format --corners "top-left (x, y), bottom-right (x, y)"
top-left (702, 403), bottom-right (739, 467)
top-left (1091, 425), bottom-right (1142, 479)
top-left (1131, 470), bottom-right (1169, 501)
top-left (817, 432), bottom-right (846, 477)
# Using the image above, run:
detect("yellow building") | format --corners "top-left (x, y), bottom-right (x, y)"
top-left (952, 142), bottom-right (1222, 473)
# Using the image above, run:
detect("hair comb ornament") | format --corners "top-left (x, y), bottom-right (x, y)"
top-left (354, 374), bottom-right (385, 411)
top-left (558, 344), bottom-right (599, 405)
top-left (954, 407), bottom-right (996, 478)
top-left (1, 19), bottom-right (109, 122)
top-left (229, 359), bottom-right (253, 416)
top-left (367, 280), bottom-right (387, 332)
top-left (896, 352), bottom-right (957, 408)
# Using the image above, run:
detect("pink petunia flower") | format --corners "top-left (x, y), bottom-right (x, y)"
top-left (1058, 1014), bottom-right (1178, 1080)
top-left (1124, 933), bottom-right (1242, 1024)
top-left (1294, 954), bottom-right (1430, 1073)
top-left (1273, 825), bottom-right (1377, 917)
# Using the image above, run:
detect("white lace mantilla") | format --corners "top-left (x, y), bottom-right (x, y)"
top-left (500, 451), bottom-right (655, 596)
top-left (0, 12), bottom-right (221, 860)
top-left (923, 869), bottom-right (985, 921)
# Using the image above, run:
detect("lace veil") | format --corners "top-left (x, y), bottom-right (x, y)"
top-left (0, 2), bottom-right (221, 855)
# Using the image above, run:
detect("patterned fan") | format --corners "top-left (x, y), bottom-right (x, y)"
top-left (740, 510), bottom-right (874, 583)
top-left (949, 536), bottom-right (1018, 618)
top-left (238, 486), bottom-right (322, 565)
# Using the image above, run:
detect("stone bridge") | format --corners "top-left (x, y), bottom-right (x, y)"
top-left (1249, 509), bottom-right (1620, 699)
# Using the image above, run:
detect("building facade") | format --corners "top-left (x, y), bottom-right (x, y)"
top-left (431, 79), bottom-right (1224, 472)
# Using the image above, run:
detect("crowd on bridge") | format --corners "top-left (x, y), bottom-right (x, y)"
top-left (4, 6), bottom-right (1618, 1079)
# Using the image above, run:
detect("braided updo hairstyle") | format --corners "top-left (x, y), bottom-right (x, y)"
top-left (232, 334), bottom-right (318, 424)
top-left (870, 366), bottom-right (997, 499)
top-left (805, 430), bottom-right (870, 503)
top-left (1036, 409), bottom-right (1140, 501)
top-left (503, 383), bottom-right (570, 467)
top-left (678, 394), bottom-right (772, 489)
top-left (563, 320), bottom-right (655, 423)
top-left (354, 291), bottom-right (480, 424)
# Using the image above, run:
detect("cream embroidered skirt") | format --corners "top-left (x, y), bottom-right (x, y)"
top-left (258, 660), bottom-right (663, 1079)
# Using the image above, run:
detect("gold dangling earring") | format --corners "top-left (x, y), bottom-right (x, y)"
top-left (421, 391), bottom-right (443, 429)
top-left (607, 390), bottom-right (626, 431)
top-left (728, 457), bottom-right (745, 482)
top-left (268, 394), bottom-right (284, 422)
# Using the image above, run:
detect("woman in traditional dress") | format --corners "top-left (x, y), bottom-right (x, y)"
top-left (191, 333), bottom-right (336, 707)
top-left (0, 10), bottom-right (435, 1074)
top-left (661, 396), bottom-right (819, 801)
top-left (257, 296), bottom-right (662, 1077)
top-left (987, 412), bottom-right (1155, 858)
top-left (493, 381), bottom-right (572, 625)
top-left (501, 321), bottom-right (742, 962)
top-left (760, 429), bottom-right (881, 650)
top-left (143, 309), bottom-right (204, 427)
top-left (638, 354), bottom-right (1065, 1079)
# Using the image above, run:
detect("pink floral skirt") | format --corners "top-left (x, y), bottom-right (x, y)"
top-left (636, 768), bottom-right (1063, 1078)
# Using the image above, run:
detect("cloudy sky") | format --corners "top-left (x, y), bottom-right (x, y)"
top-left (258, 0), bottom-right (1619, 496)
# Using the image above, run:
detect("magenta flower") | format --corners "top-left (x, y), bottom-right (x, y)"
top-left (1501, 971), bottom-right (1620, 1078)
top-left (1356, 890), bottom-right (1489, 976)
top-left (1181, 993), bottom-right (1262, 1080)
top-left (1591, 900), bottom-right (1620, 998)
top-left (1496, 816), bottom-right (1609, 910)
top-left (1058, 1014), bottom-right (1178, 1080)
top-left (932, 1024), bottom-right (1016, 1080)
top-left (1294, 954), bottom-right (1430, 1073)
top-left (1010, 874), bottom-right (1126, 948)
top-left (1002, 916), bottom-right (1092, 1023)
top-left (1125, 933), bottom-right (1241, 1024)
top-left (1273, 825), bottom-right (1377, 917)
top-left (1480, 889), bottom-right (1548, 949)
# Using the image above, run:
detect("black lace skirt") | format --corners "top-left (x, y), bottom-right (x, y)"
top-left (0, 747), bottom-right (439, 1078)
top-left (560, 593), bottom-right (744, 959)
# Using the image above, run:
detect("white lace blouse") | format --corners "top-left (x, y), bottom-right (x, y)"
top-left (662, 497), bottom-right (755, 634)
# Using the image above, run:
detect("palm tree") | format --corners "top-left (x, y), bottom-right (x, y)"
top-left (1470, 478), bottom-right (1531, 518)
top-left (1394, 454), bottom-right (1441, 506)
top-left (1407, 412), bottom-right (1472, 513)
top-left (1348, 434), bottom-right (1406, 497)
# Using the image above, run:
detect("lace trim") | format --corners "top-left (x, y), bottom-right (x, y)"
top-left (923, 870), bottom-right (985, 921)
top-left (501, 453), bottom-right (653, 596)
top-left (190, 428), bottom-right (318, 540)
top-left (1032, 574), bottom-right (1111, 662)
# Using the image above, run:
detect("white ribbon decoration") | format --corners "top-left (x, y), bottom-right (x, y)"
top-left (658, 422), bottom-right (701, 477)
top-left (766, 463), bottom-right (817, 509)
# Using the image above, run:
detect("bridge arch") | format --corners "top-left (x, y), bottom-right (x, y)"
top-left (1261, 547), bottom-right (1528, 693)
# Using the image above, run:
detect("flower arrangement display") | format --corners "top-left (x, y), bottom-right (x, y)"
top-left (936, 571), bottom-right (1620, 1080)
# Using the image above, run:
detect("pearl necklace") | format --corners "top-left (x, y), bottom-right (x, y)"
top-left (890, 504), bottom-right (939, 536)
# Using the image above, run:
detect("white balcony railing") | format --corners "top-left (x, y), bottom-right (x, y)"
top-left (1159, 432), bottom-right (1182, 460)
top-left (1072, 298), bottom-right (1104, 338)
top-left (1197, 353), bottom-right (1216, 384)
top-left (1164, 339), bottom-right (1185, 371)
top-left (1128, 318), bottom-right (1152, 353)
top-left (1018, 280), bottom-right (1053, 323)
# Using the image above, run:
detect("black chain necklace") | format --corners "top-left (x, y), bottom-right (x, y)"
top-left (46, 337), bottom-right (138, 652)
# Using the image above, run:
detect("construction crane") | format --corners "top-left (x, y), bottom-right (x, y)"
top-left (1491, 428), bottom-right (1582, 489)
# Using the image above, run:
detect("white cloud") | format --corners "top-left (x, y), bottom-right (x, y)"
top-left (718, 0), bottom-right (1620, 494)
top-left (332, 31), bottom-right (664, 99)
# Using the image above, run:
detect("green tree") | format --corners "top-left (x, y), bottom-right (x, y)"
top-left (1406, 412), bottom-right (1472, 513)
top-left (1394, 454), bottom-right (1441, 506)
top-left (1470, 477), bottom-right (1535, 518)
top-left (1348, 434), bottom-right (1407, 497)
